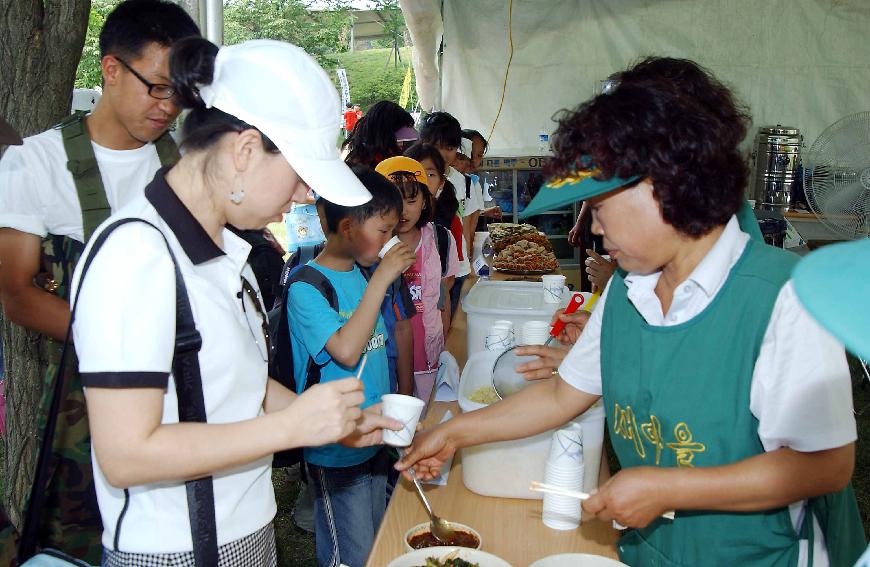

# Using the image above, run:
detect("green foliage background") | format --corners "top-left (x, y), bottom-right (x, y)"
top-left (72, 0), bottom-right (415, 113)
top-left (75, 0), bottom-right (117, 89)
top-left (331, 47), bottom-right (415, 111)
top-left (223, 0), bottom-right (351, 68)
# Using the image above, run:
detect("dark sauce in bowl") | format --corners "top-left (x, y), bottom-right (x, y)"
top-left (408, 529), bottom-right (480, 549)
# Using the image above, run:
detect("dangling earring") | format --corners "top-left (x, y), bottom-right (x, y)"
top-left (230, 175), bottom-right (245, 204)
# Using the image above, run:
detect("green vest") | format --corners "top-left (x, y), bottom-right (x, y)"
top-left (29, 113), bottom-right (179, 563)
top-left (600, 239), bottom-right (865, 567)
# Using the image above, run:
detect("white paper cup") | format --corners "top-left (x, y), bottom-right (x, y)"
top-left (541, 274), bottom-right (566, 304)
top-left (522, 320), bottom-right (550, 345)
top-left (378, 235), bottom-right (401, 258)
top-left (381, 394), bottom-right (426, 447)
top-left (548, 423), bottom-right (584, 466)
top-left (493, 320), bottom-right (514, 332)
top-left (492, 320), bottom-right (515, 343)
top-left (485, 327), bottom-right (512, 351)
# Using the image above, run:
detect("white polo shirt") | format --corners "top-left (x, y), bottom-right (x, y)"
top-left (71, 171), bottom-right (276, 553)
top-left (0, 126), bottom-right (162, 241)
top-left (559, 216), bottom-right (856, 567)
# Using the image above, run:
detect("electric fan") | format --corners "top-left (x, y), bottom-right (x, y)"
top-left (803, 111), bottom-right (870, 240)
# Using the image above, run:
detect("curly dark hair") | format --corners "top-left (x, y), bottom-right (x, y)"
top-left (343, 101), bottom-right (415, 168)
top-left (547, 57), bottom-right (751, 237)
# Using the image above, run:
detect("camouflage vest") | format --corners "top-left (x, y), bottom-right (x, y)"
top-left (30, 112), bottom-right (179, 563)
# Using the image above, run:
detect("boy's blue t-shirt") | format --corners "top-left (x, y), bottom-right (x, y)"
top-left (286, 261), bottom-right (390, 468)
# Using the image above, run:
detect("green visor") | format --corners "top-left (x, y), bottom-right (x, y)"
top-left (518, 165), bottom-right (640, 219)
top-left (792, 238), bottom-right (870, 360)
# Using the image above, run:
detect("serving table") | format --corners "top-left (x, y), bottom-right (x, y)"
top-left (365, 278), bottom-right (619, 567)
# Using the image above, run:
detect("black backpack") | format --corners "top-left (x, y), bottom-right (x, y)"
top-left (432, 222), bottom-right (450, 277)
top-left (228, 226), bottom-right (285, 309)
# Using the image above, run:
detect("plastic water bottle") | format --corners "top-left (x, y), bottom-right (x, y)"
top-left (538, 128), bottom-right (549, 155)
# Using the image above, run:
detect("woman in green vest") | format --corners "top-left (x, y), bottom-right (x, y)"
top-left (792, 238), bottom-right (870, 567)
top-left (396, 57), bottom-right (865, 566)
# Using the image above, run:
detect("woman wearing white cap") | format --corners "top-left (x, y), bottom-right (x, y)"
top-left (69, 37), bottom-right (397, 566)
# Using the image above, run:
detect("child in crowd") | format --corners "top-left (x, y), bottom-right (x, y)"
top-left (462, 129), bottom-right (502, 220)
top-left (405, 144), bottom-right (466, 322)
top-left (375, 157), bottom-right (459, 400)
top-left (419, 113), bottom-right (479, 317)
top-left (343, 100), bottom-right (416, 169)
top-left (286, 168), bottom-right (416, 567)
top-left (342, 101), bottom-right (418, 396)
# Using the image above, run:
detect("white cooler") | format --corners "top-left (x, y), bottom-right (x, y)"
top-left (457, 350), bottom-right (605, 500)
top-left (462, 279), bottom-right (572, 357)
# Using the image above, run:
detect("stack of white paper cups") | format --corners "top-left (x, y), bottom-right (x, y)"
top-left (521, 320), bottom-right (550, 345)
top-left (485, 320), bottom-right (515, 351)
top-left (542, 422), bottom-right (585, 530)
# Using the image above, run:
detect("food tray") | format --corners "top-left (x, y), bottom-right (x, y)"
top-left (491, 266), bottom-right (554, 275)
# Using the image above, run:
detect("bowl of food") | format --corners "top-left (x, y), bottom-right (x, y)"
top-left (386, 546), bottom-right (513, 567)
top-left (404, 521), bottom-right (482, 552)
top-left (528, 553), bottom-right (628, 567)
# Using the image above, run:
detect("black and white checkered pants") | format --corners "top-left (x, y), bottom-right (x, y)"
top-left (101, 522), bottom-right (277, 567)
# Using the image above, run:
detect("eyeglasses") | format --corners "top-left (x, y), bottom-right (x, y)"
top-left (115, 57), bottom-right (176, 100)
top-left (239, 276), bottom-right (273, 366)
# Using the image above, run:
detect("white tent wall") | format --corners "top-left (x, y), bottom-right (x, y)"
top-left (403, 0), bottom-right (870, 160)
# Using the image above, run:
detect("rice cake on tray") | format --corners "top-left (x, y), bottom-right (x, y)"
top-left (492, 236), bottom-right (559, 274)
top-left (488, 222), bottom-right (539, 246)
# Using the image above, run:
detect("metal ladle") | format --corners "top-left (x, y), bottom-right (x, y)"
top-left (491, 292), bottom-right (589, 400)
top-left (398, 448), bottom-right (456, 544)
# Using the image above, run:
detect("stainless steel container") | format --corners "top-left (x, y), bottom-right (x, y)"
top-left (751, 125), bottom-right (803, 210)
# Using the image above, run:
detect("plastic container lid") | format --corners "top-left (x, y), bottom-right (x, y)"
top-left (462, 280), bottom-right (560, 317)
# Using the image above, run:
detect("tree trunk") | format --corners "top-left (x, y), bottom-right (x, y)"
top-left (0, 0), bottom-right (91, 137)
top-left (0, 0), bottom-right (90, 527)
top-left (0, 317), bottom-right (50, 528)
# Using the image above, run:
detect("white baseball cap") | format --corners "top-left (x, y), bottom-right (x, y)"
top-left (198, 39), bottom-right (371, 206)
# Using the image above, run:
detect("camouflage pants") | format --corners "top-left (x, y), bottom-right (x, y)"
top-left (32, 339), bottom-right (103, 564)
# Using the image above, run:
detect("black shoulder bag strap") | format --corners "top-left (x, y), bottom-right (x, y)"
top-left (19, 218), bottom-right (218, 566)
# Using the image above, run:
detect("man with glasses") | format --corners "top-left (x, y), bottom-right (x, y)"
top-left (0, 1), bottom-right (198, 561)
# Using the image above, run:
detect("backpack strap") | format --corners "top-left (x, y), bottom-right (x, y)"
top-left (19, 218), bottom-right (218, 566)
top-left (154, 130), bottom-right (181, 167)
top-left (60, 111), bottom-right (108, 244)
top-left (287, 265), bottom-right (338, 390)
top-left (464, 173), bottom-right (472, 201)
top-left (59, 112), bottom-right (180, 243)
top-left (433, 223), bottom-right (449, 277)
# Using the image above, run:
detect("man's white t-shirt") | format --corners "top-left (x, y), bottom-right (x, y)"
top-left (559, 216), bottom-right (856, 567)
top-left (0, 127), bottom-right (162, 241)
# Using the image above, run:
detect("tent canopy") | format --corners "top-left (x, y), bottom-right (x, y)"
top-left (400, 0), bottom-right (870, 158)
